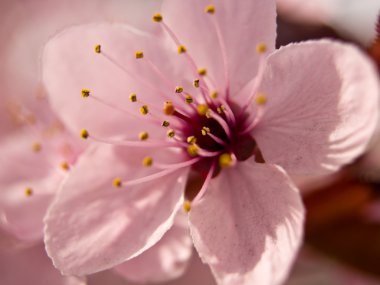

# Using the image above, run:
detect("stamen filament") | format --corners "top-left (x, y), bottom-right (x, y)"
top-left (154, 157), bottom-right (201, 169)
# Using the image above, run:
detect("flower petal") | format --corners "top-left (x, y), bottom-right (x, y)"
top-left (277, 0), bottom-right (380, 46)
top-left (0, 243), bottom-right (85, 285)
top-left (44, 144), bottom-right (188, 275)
top-left (113, 212), bottom-right (192, 283)
top-left (162, 0), bottom-right (276, 95)
top-left (42, 23), bottom-right (194, 139)
top-left (0, 131), bottom-right (65, 242)
top-left (254, 40), bottom-right (379, 175)
top-left (189, 161), bottom-right (304, 285)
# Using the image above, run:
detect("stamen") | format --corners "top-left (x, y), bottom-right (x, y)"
top-left (129, 93), bottom-right (137, 102)
top-left (208, 133), bottom-right (227, 146)
top-left (113, 177), bottom-right (122, 188)
top-left (183, 200), bottom-right (192, 213)
top-left (24, 187), bottom-right (33, 197)
top-left (177, 45), bottom-right (187, 54)
top-left (89, 134), bottom-right (186, 148)
top-left (185, 95), bottom-right (193, 104)
top-left (60, 161), bottom-right (70, 171)
top-left (152, 12), bottom-right (163, 22)
top-left (81, 88), bottom-right (90, 98)
top-left (198, 68), bottom-right (207, 76)
top-left (205, 4), bottom-right (215, 14)
top-left (187, 145), bottom-right (199, 157)
top-left (210, 91), bottom-right (218, 99)
top-left (135, 51), bottom-right (144, 59)
top-left (167, 129), bottom-right (175, 138)
top-left (138, 131), bottom-right (149, 141)
top-left (187, 136), bottom-right (197, 144)
top-left (94, 44), bottom-right (102, 54)
top-left (139, 105), bottom-right (149, 115)
top-left (32, 142), bottom-right (42, 152)
top-left (219, 153), bottom-right (235, 168)
top-left (256, 43), bottom-right (267, 54)
top-left (142, 156), bottom-right (153, 167)
top-left (154, 157), bottom-right (201, 169)
top-left (164, 101), bottom-right (175, 115)
top-left (193, 79), bottom-right (200, 88)
top-left (255, 93), bottom-right (267, 105)
top-left (201, 127), bottom-right (210, 136)
top-left (175, 86), bottom-right (184, 93)
top-left (162, 120), bottom-right (170, 127)
top-left (197, 104), bottom-right (209, 116)
top-left (80, 129), bottom-right (89, 139)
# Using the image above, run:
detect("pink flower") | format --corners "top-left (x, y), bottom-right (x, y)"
top-left (0, 242), bottom-right (85, 285)
top-left (42, 0), bottom-right (379, 284)
top-left (276, 0), bottom-right (380, 46)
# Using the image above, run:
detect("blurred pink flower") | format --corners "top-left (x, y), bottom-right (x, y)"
top-left (276, 0), bottom-right (380, 46)
top-left (0, 242), bottom-right (85, 285)
top-left (42, 0), bottom-right (379, 284)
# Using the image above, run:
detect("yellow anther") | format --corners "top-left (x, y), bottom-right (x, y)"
top-left (197, 104), bottom-right (209, 116)
top-left (201, 127), bottom-right (210, 136)
top-left (152, 12), bottom-right (163, 22)
top-left (193, 79), bottom-right (200, 88)
top-left (140, 105), bottom-right (149, 115)
top-left (198, 68), bottom-right (207, 76)
top-left (129, 93), bottom-right (137, 102)
top-left (80, 129), bottom-right (89, 139)
top-left (175, 86), bottom-right (184, 93)
top-left (256, 43), bottom-right (267, 54)
top-left (81, 88), bottom-right (90, 98)
top-left (113, 177), bottom-right (122, 188)
top-left (24, 187), bottom-right (33, 197)
top-left (32, 142), bottom-right (42, 152)
top-left (187, 145), bottom-right (199, 157)
top-left (164, 101), bottom-right (175, 115)
top-left (94, 44), bottom-right (101, 54)
top-left (210, 91), bottom-right (218, 99)
top-left (60, 161), bottom-right (70, 171)
top-left (167, 129), bottom-right (175, 138)
top-left (138, 131), bottom-right (149, 141)
top-left (183, 200), bottom-right (192, 213)
top-left (185, 95), bottom-right (193, 104)
top-left (217, 105), bottom-right (226, 114)
top-left (177, 45), bottom-right (187, 54)
top-left (205, 4), bottom-right (215, 14)
top-left (143, 156), bottom-right (153, 167)
top-left (219, 153), bottom-right (234, 168)
top-left (187, 136), bottom-right (197, 144)
top-left (135, 51), bottom-right (144, 59)
top-left (255, 93), bottom-right (267, 105)
top-left (162, 120), bottom-right (170, 127)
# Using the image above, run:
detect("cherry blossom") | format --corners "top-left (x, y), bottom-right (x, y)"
top-left (42, 0), bottom-right (379, 284)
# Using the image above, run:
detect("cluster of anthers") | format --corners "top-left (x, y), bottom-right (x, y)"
top-left (79, 5), bottom-right (269, 212)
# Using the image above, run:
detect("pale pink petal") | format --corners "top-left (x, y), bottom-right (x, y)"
top-left (88, 252), bottom-right (216, 285)
top-left (0, 0), bottom-right (162, 104)
top-left (162, 0), bottom-right (276, 95)
top-left (254, 40), bottom-right (379, 175)
top-left (277, 0), bottom-right (380, 46)
top-left (42, 23), bottom-right (193, 139)
top-left (190, 161), bottom-right (304, 285)
top-left (0, 131), bottom-right (65, 242)
top-left (0, 243), bottom-right (85, 285)
top-left (45, 144), bottom-right (188, 275)
top-left (113, 212), bottom-right (192, 283)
